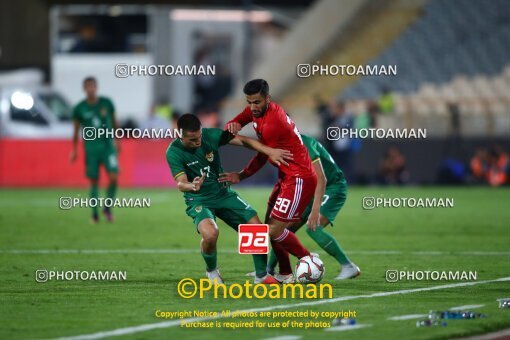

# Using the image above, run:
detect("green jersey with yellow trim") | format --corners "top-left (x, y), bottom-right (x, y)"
top-left (166, 128), bottom-right (234, 201)
top-left (301, 134), bottom-right (346, 185)
top-left (72, 96), bottom-right (115, 151)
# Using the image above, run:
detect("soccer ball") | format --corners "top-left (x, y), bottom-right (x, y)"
top-left (295, 255), bottom-right (325, 283)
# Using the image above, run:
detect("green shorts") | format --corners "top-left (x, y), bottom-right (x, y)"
top-left (186, 190), bottom-right (257, 231)
top-left (85, 146), bottom-right (119, 180)
top-left (302, 179), bottom-right (347, 226)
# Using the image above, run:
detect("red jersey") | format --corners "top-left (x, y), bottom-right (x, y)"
top-left (227, 102), bottom-right (314, 179)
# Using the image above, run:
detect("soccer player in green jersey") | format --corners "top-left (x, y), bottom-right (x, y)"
top-left (70, 77), bottom-right (120, 224)
top-left (167, 114), bottom-right (292, 284)
top-left (268, 134), bottom-right (361, 279)
top-left (226, 134), bottom-right (360, 280)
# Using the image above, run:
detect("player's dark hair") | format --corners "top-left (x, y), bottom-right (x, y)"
top-left (83, 76), bottom-right (97, 85)
top-left (177, 113), bottom-right (201, 132)
top-left (243, 79), bottom-right (269, 97)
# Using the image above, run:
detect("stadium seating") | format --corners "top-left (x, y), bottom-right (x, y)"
top-left (340, 0), bottom-right (510, 136)
top-left (343, 0), bottom-right (510, 99)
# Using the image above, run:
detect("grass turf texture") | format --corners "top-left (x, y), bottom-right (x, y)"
top-left (0, 187), bottom-right (509, 339)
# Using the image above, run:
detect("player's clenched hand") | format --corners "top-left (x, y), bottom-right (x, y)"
top-left (191, 173), bottom-right (206, 191)
top-left (268, 148), bottom-right (293, 166)
top-left (307, 211), bottom-right (320, 231)
top-left (226, 122), bottom-right (242, 135)
top-left (218, 172), bottom-right (240, 184)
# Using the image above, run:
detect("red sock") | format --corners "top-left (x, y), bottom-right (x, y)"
top-left (273, 229), bottom-right (310, 260)
top-left (271, 240), bottom-right (292, 275)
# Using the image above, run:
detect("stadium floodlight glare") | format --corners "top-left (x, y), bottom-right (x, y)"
top-left (10, 91), bottom-right (34, 110)
top-left (108, 5), bottom-right (122, 17)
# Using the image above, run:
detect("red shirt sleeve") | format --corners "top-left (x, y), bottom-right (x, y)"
top-left (241, 152), bottom-right (268, 178)
top-left (226, 106), bottom-right (253, 128)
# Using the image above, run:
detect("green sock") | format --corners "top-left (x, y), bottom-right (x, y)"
top-left (252, 254), bottom-right (268, 278)
top-left (267, 249), bottom-right (278, 274)
top-left (90, 183), bottom-right (99, 216)
top-left (107, 181), bottom-right (117, 200)
top-left (306, 226), bottom-right (351, 265)
top-left (201, 251), bottom-right (217, 272)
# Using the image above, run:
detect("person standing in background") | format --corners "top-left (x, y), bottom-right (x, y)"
top-left (70, 77), bottom-right (120, 224)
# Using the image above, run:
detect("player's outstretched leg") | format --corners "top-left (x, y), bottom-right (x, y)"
top-left (266, 249), bottom-right (278, 275)
top-left (269, 219), bottom-right (310, 272)
top-left (262, 207), bottom-right (279, 276)
top-left (197, 219), bottom-right (224, 284)
top-left (89, 179), bottom-right (99, 224)
top-left (246, 210), bottom-right (290, 283)
top-left (250, 239), bottom-right (294, 283)
top-left (264, 247), bottom-right (297, 283)
top-left (104, 172), bottom-right (117, 222)
top-left (262, 208), bottom-right (293, 282)
top-left (306, 215), bottom-right (360, 280)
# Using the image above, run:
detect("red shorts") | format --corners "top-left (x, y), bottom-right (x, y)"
top-left (267, 174), bottom-right (317, 222)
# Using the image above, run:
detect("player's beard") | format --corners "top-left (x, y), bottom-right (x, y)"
top-left (253, 102), bottom-right (268, 118)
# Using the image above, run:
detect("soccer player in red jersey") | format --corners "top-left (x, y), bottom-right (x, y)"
top-left (219, 79), bottom-right (320, 283)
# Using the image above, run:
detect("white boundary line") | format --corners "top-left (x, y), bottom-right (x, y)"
top-left (58, 276), bottom-right (510, 340)
top-left (2, 249), bottom-right (510, 255)
top-left (325, 324), bottom-right (372, 332)
top-left (387, 314), bottom-right (427, 321)
top-left (449, 304), bottom-right (485, 310)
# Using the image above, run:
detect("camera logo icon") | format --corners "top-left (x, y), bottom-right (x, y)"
top-left (59, 197), bottom-right (73, 210)
top-left (362, 197), bottom-right (376, 210)
top-left (115, 63), bottom-right (130, 78)
top-left (82, 127), bottom-right (96, 141)
top-left (386, 270), bottom-right (399, 283)
top-left (297, 64), bottom-right (311, 78)
top-left (36, 270), bottom-right (48, 283)
top-left (326, 127), bottom-right (341, 141)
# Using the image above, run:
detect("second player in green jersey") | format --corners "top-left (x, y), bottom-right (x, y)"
top-left (71, 77), bottom-right (119, 223)
top-left (269, 134), bottom-right (360, 280)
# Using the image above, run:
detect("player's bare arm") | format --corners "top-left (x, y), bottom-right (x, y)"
top-left (218, 152), bottom-right (268, 184)
top-left (218, 172), bottom-right (241, 185)
top-left (307, 159), bottom-right (327, 231)
top-left (225, 101), bottom-right (257, 134)
top-left (70, 120), bottom-right (80, 163)
top-left (176, 172), bottom-right (206, 192)
top-left (228, 134), bottom-right (293, 166)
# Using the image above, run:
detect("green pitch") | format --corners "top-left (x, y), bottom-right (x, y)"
top-left (1, 187), bottom-right (509, 339)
